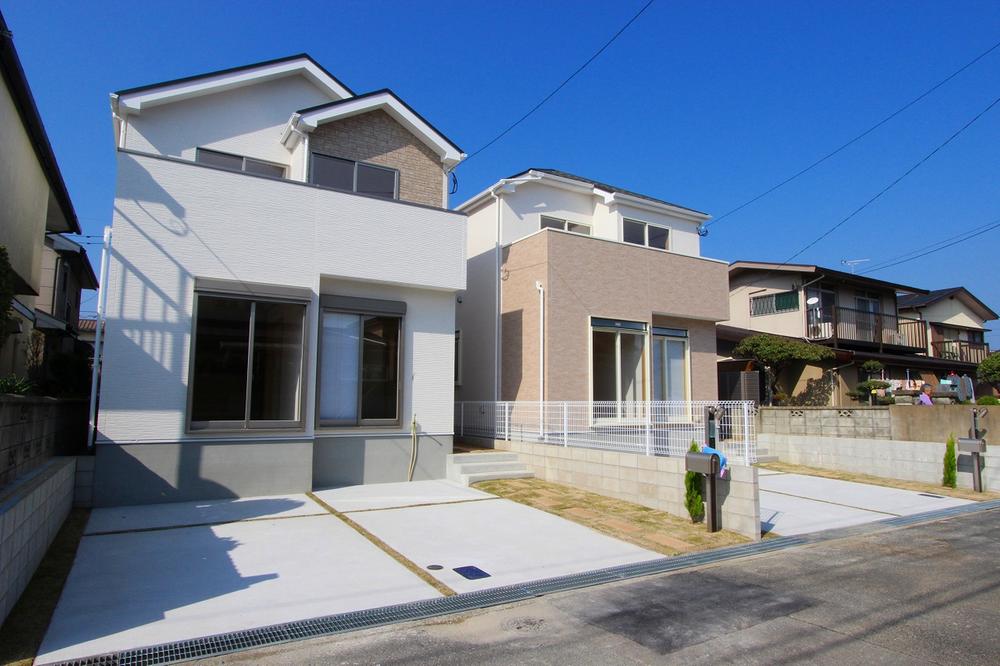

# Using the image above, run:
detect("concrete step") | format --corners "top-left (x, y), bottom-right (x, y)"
top-left (462, 470), bottom-right (535, 485)
top-left (455, 461), bottom-right (530, 474)
top-left (449, 452), bottom-right (519, 464)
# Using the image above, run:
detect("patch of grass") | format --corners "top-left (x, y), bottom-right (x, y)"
top-left (474, 478), bottom-right (748, 556)
top-left (758, 462), bottom-right (998, 502)
top-left (0, 508), bottom-right (90, 666)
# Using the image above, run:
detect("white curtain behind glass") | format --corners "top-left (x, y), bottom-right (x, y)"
top-left (320, 312), bottom-right (360, 421)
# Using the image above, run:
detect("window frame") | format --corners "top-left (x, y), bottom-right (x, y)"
top-left (186, 290), bottom-right (308, 433)
top-left (590, 318), bottom-right (648, 403)
top-left (651, 326), bottom-right (691, 405)
top-left (309, 151), bottom-right (400, 200)
top-left (316, 302), bottom-right (405, 429)
top-left (539, 215), bottom-right (592, 236)
top-left (195, 147), bottom-right (287, 179)
top-left (622, 218), bottom-right (670, 250)
top-left (750, 290), bottom-right (800, 317)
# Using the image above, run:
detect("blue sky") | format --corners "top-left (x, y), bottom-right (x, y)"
top-left (4, 0), bottom-right (999, 345)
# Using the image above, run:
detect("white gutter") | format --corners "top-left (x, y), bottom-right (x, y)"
top-left (87, 226), bottom-right (113, 448)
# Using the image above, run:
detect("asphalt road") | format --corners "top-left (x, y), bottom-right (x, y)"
top-left (210, 508), bottom-right (1000, 665)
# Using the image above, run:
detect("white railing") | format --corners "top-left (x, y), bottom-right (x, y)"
top-left (455, 400), bottom-right (757, 466)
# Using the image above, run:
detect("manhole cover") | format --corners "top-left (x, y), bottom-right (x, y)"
top-left (427, 564), bottom-right (444, 570)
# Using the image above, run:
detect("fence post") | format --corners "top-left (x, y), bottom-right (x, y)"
top-left (644, 403), bottom-right (651, 456)
top-left (504, 402), bottom-right (511, 441)
top-left (742, 401), bottom-right (751, 464)
top-left (541, 402), bottom-right (547, 443)
top-left (563, 402), bottom-right (568, 446)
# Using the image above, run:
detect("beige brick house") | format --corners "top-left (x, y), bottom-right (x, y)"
top-left (455, 169), bottom-right (729, 404)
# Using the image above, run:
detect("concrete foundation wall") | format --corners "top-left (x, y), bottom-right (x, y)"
top-left (889, 404), bottom-right (999, 442)
top-left (0, 457), bottom-right (75, 626)
top-left (312, 435), bottom-right (451, 488)
top-left (92, 440), bottom-right (313, 506)
top-left (761, 432), bottom-right (998, 492)
top-left (494, 439), bottom-right (760, 539)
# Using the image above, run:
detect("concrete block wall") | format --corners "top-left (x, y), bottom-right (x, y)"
top-left (760, 407), bottom-right (892, 440)
top-left (0, 457), bottom-right (76, 626)
top-left (74, 455), bottom-right (94, 507)
top-left (761, 433), bottom-right (999, 492)
top-left (494, 439), bottom-right (760, 539)
top-left (0, 396), bottom-right (88, 488)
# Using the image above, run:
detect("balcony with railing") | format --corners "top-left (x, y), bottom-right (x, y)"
top-left (931, 340), bottom-right (991, 364)
top-left (806, 306), bottom-right (926, 352)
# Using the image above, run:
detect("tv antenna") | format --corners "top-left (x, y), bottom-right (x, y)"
top-left (841, 258), bottom-right (870, 274)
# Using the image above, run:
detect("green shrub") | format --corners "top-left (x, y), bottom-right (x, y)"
top-left (943, 434), bottom-right (957, 488)
top-left (0, 374), bottom-right (32, 395)
top-left (976, 395), bottom-right (1000, 406)
top-left (684, 441), bottom-right (704, 523)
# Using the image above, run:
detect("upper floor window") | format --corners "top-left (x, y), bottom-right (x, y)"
top-left (310, 153), bottom-right (398, 200)
top-left (196, 148), bottom-right (286, 178)
top-left (540, 216), bottom-right (591, 236)
top-left (623, 218), bottom-right (669, 250)
top-left (750, 290), bottom-right (799, 317)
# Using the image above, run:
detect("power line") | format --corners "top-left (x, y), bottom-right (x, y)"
top-left (457, 0), bottom-right (656, 168)
top-left (862, 217), bottom-right (1000, 273)
top-left (705, 38), bottom-right (1000, 228)
top-left (861, 216), bottom-right (1000, 274)
top-left (778, 93), bottom-right (1000, 267)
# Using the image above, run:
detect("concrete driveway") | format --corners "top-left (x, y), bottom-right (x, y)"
top-left (759, 469), bottom-right (973, 536)
top-left (38, 480), bottom-right (658, 663)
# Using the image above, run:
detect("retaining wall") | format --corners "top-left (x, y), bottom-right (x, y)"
top-left (0, 457), bottom-right (76, 626)
top-left (493, 439), bottom-right (760, 540)
top-left (759, 405), bottom-right (1000, 443)
top-left (761, 433), bottom-right (998, 492)
top-left (0, 396), bottom-right (88, 489)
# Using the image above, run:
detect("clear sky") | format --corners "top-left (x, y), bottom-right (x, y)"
top-left (4, 0), bottom-right (999, 345)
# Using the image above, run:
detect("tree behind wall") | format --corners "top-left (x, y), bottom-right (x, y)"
top-left (732, 334), bottom-right (835, 406)
top-left (978, 353), bottom-right (1000, 394)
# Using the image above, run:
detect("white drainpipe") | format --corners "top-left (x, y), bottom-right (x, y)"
top-left (536, 280), bottom-right (544, 402)
top-left (492, 188), bottom-right (502, 401)
top-left (87, 226), bottom-right (113, 448)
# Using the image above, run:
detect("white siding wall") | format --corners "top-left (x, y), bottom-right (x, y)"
top-left (98, 152), bottom-right (465, 443)
top-left (456, 202), bottom-right (500, 401)
top-left (724, 272), bottom-right (804, 336)
top-left (123, 76), bottom-right (334, 169)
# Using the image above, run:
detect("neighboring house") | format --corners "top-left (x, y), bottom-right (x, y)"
top-left (94, 55), bottom-right (466, 506)
top-left (719, 262), bottom-right (987, 404)
top-left (455, 168), bottom-right (729, 407)
top-left (897, 287), bottom-right (996, 365)
top-left (0, 10), bottom-right (81, 376)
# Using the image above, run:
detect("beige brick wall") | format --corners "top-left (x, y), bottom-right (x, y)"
top-left (496, 439), bottom-right (760, 539)
top-left (310, 110), bottom-right (444, 207)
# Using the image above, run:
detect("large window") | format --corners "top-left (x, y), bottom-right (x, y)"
top-left (652, 327), bottom-right (688, 401)
top-left (196, 148), bottom-right (286, 178)
top-left (592, 318), bottom-right (647, 403)
top-left (189, 293), bottom-right (306, 430)
top-left (319, 308), bottom-right (402, 426)
top-left (310, 153), bottom-right (398, 199)
top-left (540, 215), bottom-right (591, 236)
top-left (622, 219), bottom-right (669, 250)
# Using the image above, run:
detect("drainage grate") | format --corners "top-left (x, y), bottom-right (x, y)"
top-left (54, 498), bottom-right (1000, 666)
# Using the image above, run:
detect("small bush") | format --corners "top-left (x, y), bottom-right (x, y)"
top-left (976, 395), bottom-right (1000, 406)
top-left (943, 434), bottom-right (957, 489)
top-left (684, 441), bottom-right (704, 523)
top-left (0, 374), bottom-right (32, 395)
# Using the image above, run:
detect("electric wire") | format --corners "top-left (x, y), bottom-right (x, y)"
top-left (777, 93), bottom-right (1000, 268)
top-left (705, 38), bottom-right (1000, 227)
top-left (457, 0), bottom-right (656, 168)
top-left (861, 216), bottom-right (1000, 274)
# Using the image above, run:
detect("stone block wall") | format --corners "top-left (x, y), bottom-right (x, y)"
top-left (494, 439), bottom-right (760, 539)
top-left (0, 397), bottom-right (88, 489)
top-left (760, 407), bottom-right (892, 440)
top-left (0, 457), bottom-right (76, 626)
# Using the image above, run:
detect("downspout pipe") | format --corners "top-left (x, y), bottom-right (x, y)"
top-left (87, 226), bottom-right (113, 448)
top-left (491, 188), bottom-right (502, 402)
top-left (535, 281), bottom-right (544, 403)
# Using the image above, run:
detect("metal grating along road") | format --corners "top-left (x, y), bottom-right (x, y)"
top-left (53, 498), bottom-right (1000, 666)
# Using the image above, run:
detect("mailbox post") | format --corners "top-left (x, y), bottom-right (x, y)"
top-left (685, 450), bottom-right (721, 532)
top-left (961, 409), bottom-right (988, 493)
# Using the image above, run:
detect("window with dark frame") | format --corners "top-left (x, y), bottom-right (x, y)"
top-left (318, 310), bottom-right (402, 426)
top-left (189, 293), bottom-right (306, 430)
top-left (310, 153), bottom-right (399, 200)
top-left (195, 148), bottom-right (286, 178)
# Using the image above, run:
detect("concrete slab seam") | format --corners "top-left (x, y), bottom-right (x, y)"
top-left (82, 512), bottom-right (329, 537)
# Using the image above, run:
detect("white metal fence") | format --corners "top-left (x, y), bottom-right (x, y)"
top-left (455, 400), bottom-right (758, 466)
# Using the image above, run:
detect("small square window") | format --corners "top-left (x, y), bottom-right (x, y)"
top-left (540, 216), bottom-right (565, 231)
top-left (623, 219), bottom-right (645, 245)
top-left (647, 225), bottom-right (668, 250)
top-left (357, 163), bottom-right (397, 199)
top-left (312, 154), bottom-right (355, 191)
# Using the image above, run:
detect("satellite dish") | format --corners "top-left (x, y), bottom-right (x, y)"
top-left (806, 297), bottom-right (820, 306)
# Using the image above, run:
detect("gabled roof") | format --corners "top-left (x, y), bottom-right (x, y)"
top-left (47, 234), bottom-right (99, 289)
top-left (728, 261), bottom-right (928, 295)
top-left (113, 54), bottom-right (353, 112)
top-left (283, 89), bottom-right (464, 165)
top-left (457, 168), bottom-right (709, 222)
top-left (0, 10), bottom-right (79, 234)
top-left (898, 287), bottom-right (998, 321)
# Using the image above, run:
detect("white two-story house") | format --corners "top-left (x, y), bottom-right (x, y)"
top-left (455, 169), bottom-right (729, 409)
top-left (94, 55), bottom-right (467, 505)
